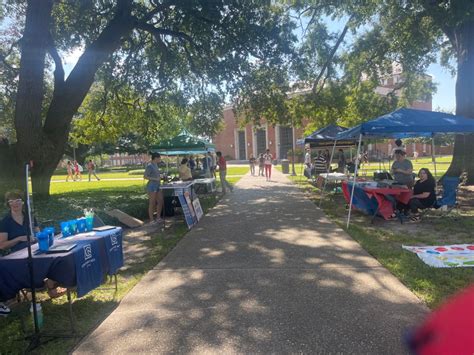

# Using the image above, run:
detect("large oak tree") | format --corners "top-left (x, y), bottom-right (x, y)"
top-left (288, 0), bottom-right (474, 181)
top-left (0, 0), bottom-right (294, 197)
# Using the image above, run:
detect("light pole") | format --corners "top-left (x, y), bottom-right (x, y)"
top-left (291, 118), bottom-right (297, 176)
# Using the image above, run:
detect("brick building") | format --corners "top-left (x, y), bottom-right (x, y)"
top-left (213, 106), bottom-right (306, 161)
top-left (213, 70), bottom-right (438, 160)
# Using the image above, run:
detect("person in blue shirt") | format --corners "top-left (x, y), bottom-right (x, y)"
top-left (0, 190), bottom-right (66, 298)
top-left (144, 153), bottom-right (164, 224)
top-left (0, 190), bottom-right (39, 253)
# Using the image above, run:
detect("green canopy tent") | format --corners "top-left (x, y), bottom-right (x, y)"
top-left (149, 131), bottom-right (215, 155)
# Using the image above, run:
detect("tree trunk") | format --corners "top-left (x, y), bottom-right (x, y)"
top-left (11, 0), bottom-right (134, 197)
top-left (445, 20), bottom-right (474, 183)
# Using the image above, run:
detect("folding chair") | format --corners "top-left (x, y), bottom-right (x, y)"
top-left (436, 176), bottom-right (461, 212)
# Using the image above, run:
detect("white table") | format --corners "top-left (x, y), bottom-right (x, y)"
top-left (193, 178), bottom-right (216, 193)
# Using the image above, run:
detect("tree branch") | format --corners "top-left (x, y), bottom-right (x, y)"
top-left (135, 21), bottom-right (195, 45)
top-left (46, 33), bottom-right (65, 89)
top-left (312, 15), bottom-right (353, 94)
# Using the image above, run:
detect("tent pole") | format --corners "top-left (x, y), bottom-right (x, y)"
top-left (431, 136), bottom-right (437, 178)
top-left (347, 134), bottom-right (362, 228)
top-left (319, 140), bottom-right (337, 207)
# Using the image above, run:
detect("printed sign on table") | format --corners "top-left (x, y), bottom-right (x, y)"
top-left (73, 240), bottom-right (103, 297)
top-left (192, 198), bottom-right (204, 221)
top-left (178, 194), bottom-right (196, 229)
top-left (103, 229), bottom-right (124, 274)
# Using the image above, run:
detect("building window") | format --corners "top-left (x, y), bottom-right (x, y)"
top-left (238, 131), bottom-right (246, 160)
top-left (279, 126), bottom-right (293, 159)
top-left (256, 129), bottom-right (266, 156)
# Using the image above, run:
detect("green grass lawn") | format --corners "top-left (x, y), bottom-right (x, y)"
top-left (50, 166), bottom-right (249, 181)
top-left (287, 155), bottom-right (452, 180)
top-left (281, 169), bottom-right (474, 309)
top-left (0, 173), bottom-right (243, 354)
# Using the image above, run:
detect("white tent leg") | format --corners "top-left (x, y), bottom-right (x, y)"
top-left (346, 134), bottom-right (363, 228)
top-left (319, 140), bottom-right (337, 207)
top-left (431, 137), bottom-right (437, 178)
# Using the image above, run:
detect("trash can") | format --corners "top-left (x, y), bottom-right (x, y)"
top-left (281, 159), bottom-right (290, 174)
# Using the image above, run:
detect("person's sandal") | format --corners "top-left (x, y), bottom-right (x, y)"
top-left (410, 215), bottom-right (421, 223)
top-left (47, 286), bottom-right (67, 299)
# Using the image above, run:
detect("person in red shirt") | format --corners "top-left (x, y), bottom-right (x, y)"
top-left (216, 151), bottom-right (233, 193)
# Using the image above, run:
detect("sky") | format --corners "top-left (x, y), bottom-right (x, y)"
top-left (428, 63), bottom-right (456, 112)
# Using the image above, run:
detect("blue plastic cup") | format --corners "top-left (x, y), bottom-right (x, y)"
top-left (44, 227), bottom-right (55, 246)
top-left (69, 220), bottom-right (78, 235)
top-left (85, 216), bottom-right (94, 231)
top-left (37, 231), bottom-right (49, 252)
top-left (60, 221), bottom-right (71, 237)
top-left (77, 218), bottom-right (87, 233)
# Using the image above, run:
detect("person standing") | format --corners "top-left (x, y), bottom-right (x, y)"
top-left (73, 160), bottom-right (82, 181)
top-left (263, 149), bottom-right (273, 181)
top-left (314, 151), bottom-right (327, 175)
top-left (211, 152), bottom-right (217, 178)
top-left (249, 154), bottom-right (256, 176)
top-left (144, 153), bottom-right (164, 224)
top-left (391, 150), bottom-right (414, 188)
top-left (66, 161), bottom-right (75, 181)
top-left (337, 149), bottom-right (346, 173)
top-left (304, 148), bottom-right (312, 169)
top-left (390, 139), bottom-right (406, 159)
top-left (258, 153), bottom-right (265, 176)
top-left (216, 151), bottom-right (233, 193)
top-left (87, 159), bottom-right (100, 181)
top-left (188, 156), bottom-right (196, 171)
top-left (202, 153), bottom-right (211, 178)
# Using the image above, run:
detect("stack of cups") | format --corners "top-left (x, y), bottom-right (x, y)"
top-left (43, 227), bottom-right (55, 247)
top-left (36, 231), bottom-right (49, 252)
top-left (84, 209), bottom-right (94, 231)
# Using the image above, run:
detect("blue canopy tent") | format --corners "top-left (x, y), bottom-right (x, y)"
top-left (336, 108), bottom-right (474, 227)
top-left (297, 124), bottom-right (357, 148)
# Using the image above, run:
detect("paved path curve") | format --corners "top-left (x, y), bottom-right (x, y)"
top-left (74, 169), bottom-right (427, 354)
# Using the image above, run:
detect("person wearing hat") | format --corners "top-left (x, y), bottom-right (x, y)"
top-left (391, 149), bottom-right (414, 188)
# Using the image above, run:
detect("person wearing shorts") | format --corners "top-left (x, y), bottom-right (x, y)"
top-left (144, 153), bottom-right (164, 224)
top-left (263, 149), bottom-right (273, 181)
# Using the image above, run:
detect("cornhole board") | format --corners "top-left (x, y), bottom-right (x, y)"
top-left (105, 209), bottom-right (144, 228)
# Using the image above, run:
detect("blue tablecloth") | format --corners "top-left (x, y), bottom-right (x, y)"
top-left (0, 227), bottom-right (123, 300)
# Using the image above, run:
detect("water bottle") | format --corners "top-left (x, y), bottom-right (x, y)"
top-left (30, 303), bottom-right (43, 328)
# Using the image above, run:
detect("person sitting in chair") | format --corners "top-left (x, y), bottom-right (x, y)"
top-left (397, 168), bottom-right (436, 222)
top-left (391, 150), bottom-right (414, 188)
top-left (0, 190), bottom-right (66, 298)
top-left (178, 158), bottom-right (193, 181)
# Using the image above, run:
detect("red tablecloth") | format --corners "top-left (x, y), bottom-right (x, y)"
top-left (342, 182), bottom-right (412, 220)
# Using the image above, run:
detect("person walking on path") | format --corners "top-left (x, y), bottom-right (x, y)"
top-left (144, 153), bottom-right (164, 224)
top-left (258, 153), bottom-right (265, 176)
top-left (66, 161), bottom-right (75, 182)
top-left (73, 160), bottom-right (83, 181)
top-left (87, 160), bottom-right (101, 181)
top-left (216, 151), bottom-right (233, 193)
top-left (249, 154), bottom-right (256, 176)
top-left (263, 149), bottom-right (273, 181)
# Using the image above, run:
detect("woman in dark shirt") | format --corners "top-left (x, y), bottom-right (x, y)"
top-left (398, 168), bottom-right (436, 221)
top-left (0, 190), bottom-right (65, 298)
top-left (0, 191), bottom-right (39, 253)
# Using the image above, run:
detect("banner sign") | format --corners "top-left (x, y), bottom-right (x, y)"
top-left (178, 194), bottom-right (196, 229)
top-left (192, 198), bottom-right (204, 221)
top-left (103, 229), bottom-right (124, 274)
top-left (74, 240), bottom-right (104, 297)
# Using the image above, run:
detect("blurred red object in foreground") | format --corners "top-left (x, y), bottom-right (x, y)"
top-left (407, 284), bottom-right (474, 354)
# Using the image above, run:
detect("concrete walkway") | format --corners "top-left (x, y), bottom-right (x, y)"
top-left (74, 169), bottom-right (428, 354)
